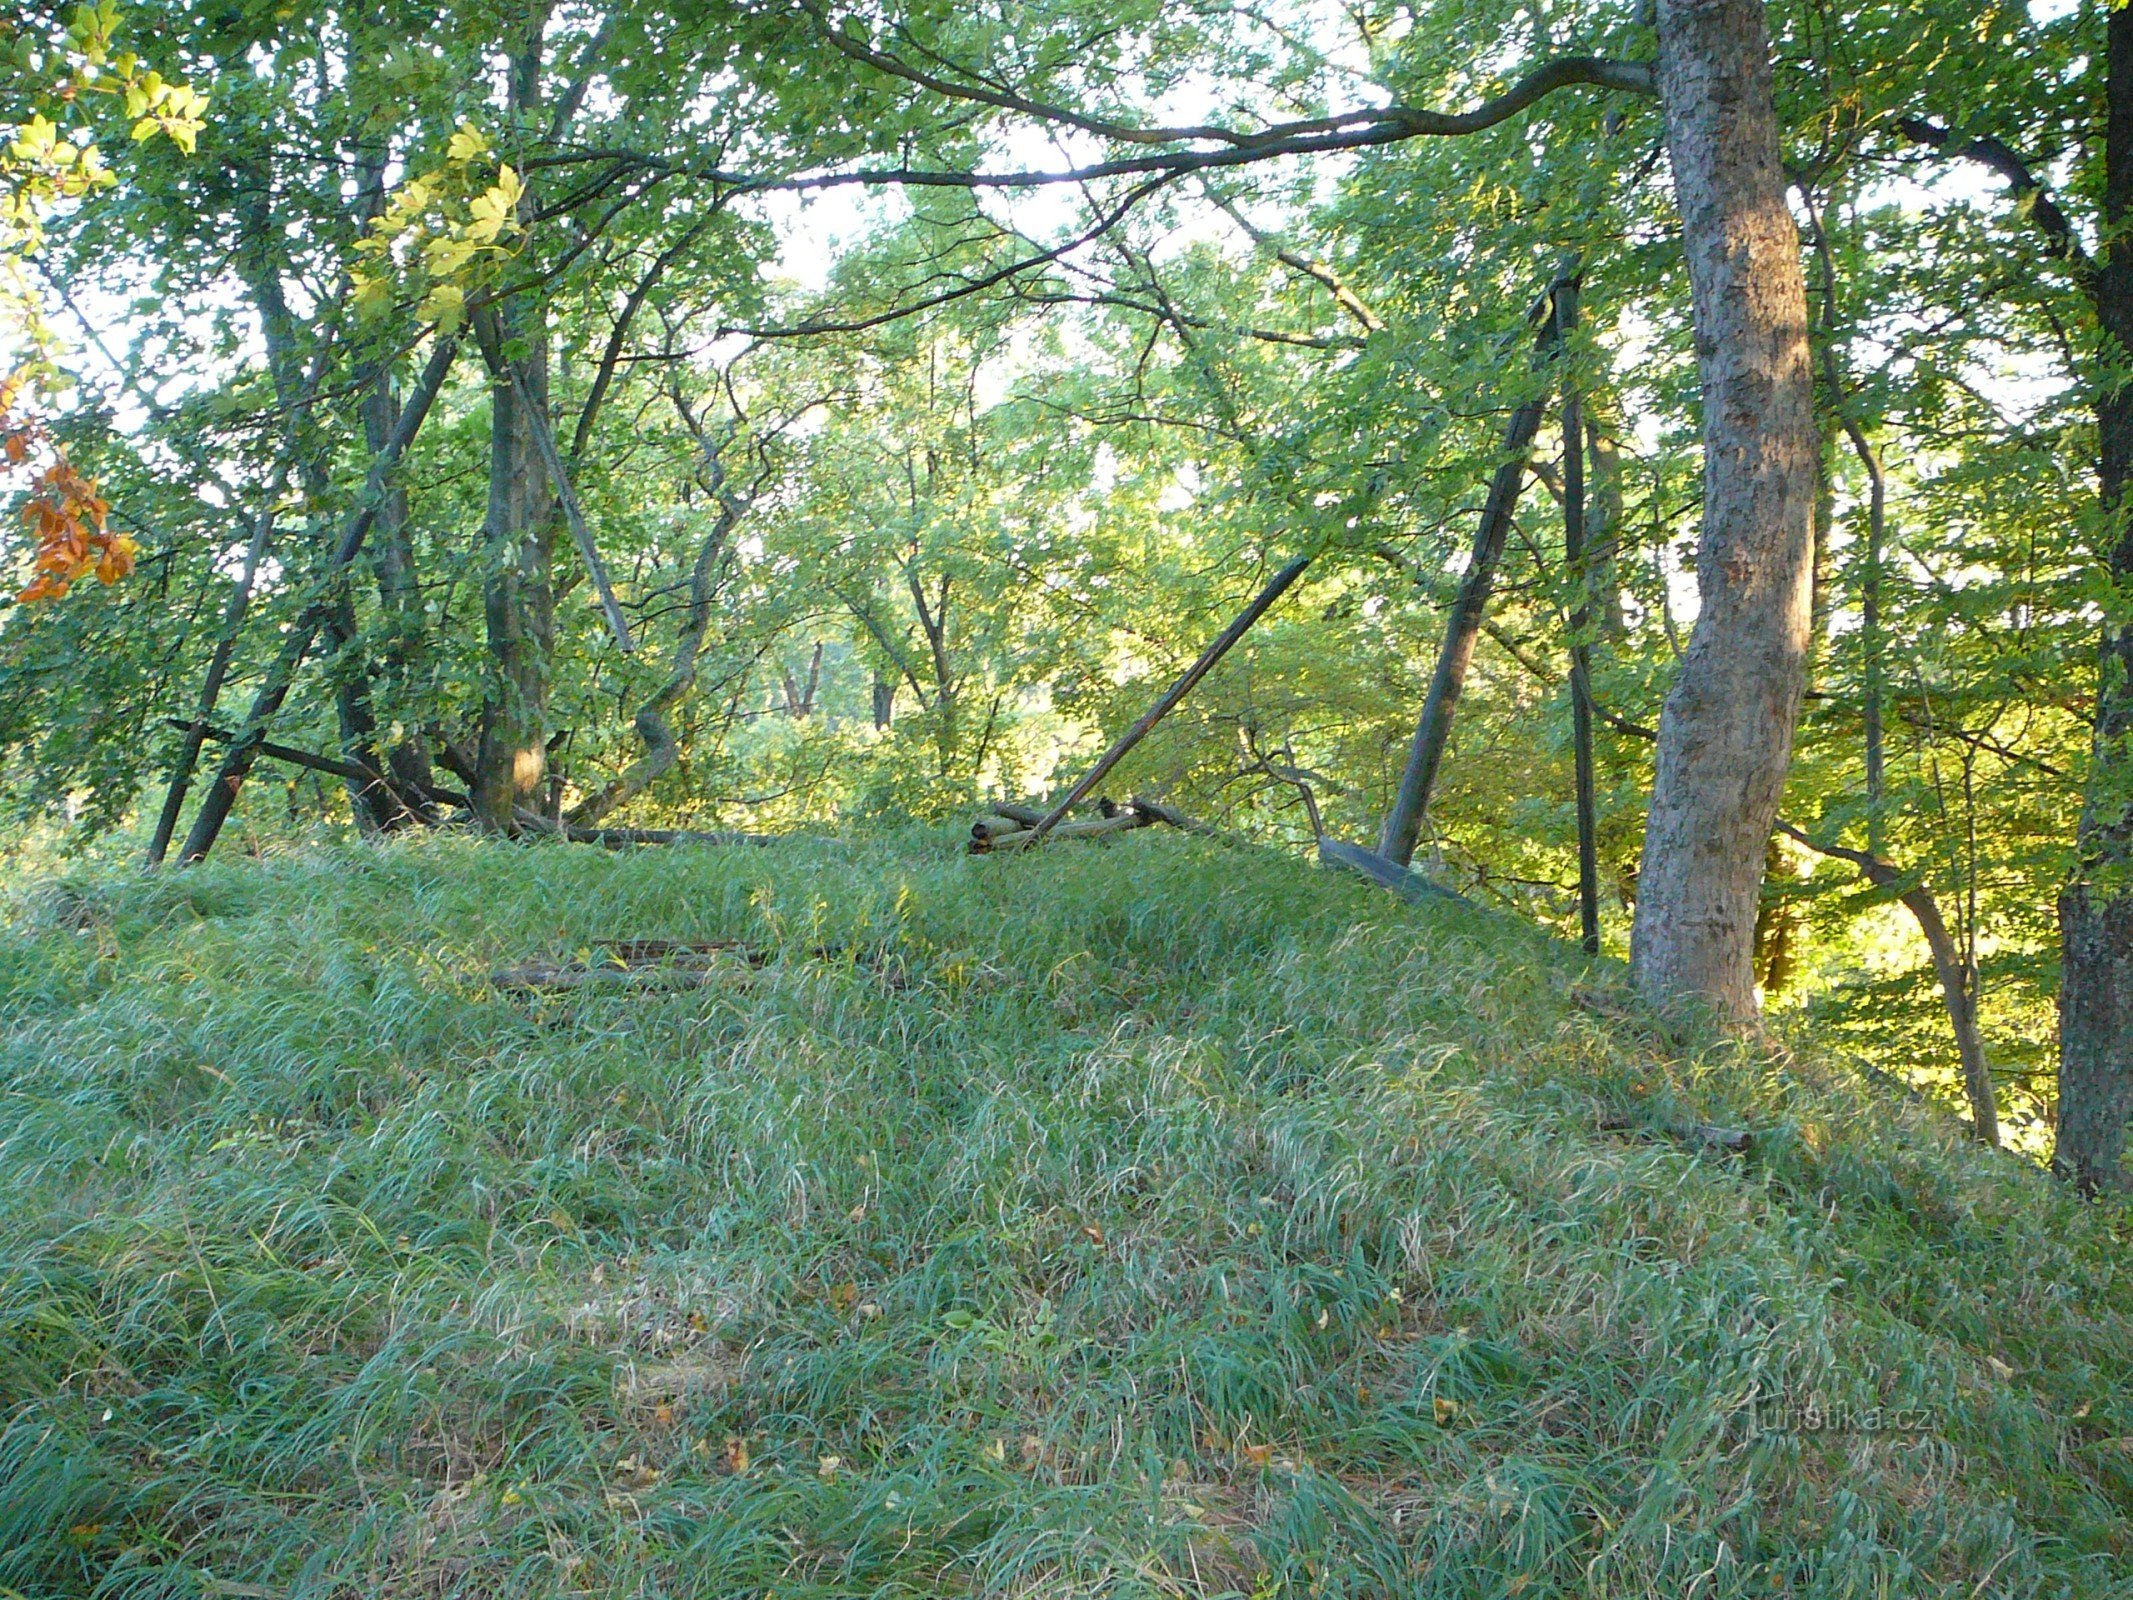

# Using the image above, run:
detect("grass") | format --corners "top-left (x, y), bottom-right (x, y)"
top-left (0, 829), bottom-right (2127, 1598)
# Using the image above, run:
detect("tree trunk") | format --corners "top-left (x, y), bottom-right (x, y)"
top-left (567, 485), bottom-right (743, 829)
top-left (360, 355), bottom-right (439, 812)
top-left (238, 183), bottom-right (401, 833)
top-left (469, 40), bottom-right (556, 832)
top-left (177, 335), bottom-right (461, 863)
top-left (472, 303), bottom-right (557, 831)
top-left (1559, 282), bottom-right (1602, 955)
top-left (1584, 399), bottom-right (1630, 643)
top-left (2057, 5), bottom-right (2133, 1193)
top-left (1629, 0), bottom-right (1819, 1021)
top-left (1779, 822), bottom-right (1998, 1146)
top-left (1378, 299), bottom-right (1564, 866)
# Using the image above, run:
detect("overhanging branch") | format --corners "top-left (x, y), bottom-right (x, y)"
top-left (1894, 116), bottom-right (2092, 288)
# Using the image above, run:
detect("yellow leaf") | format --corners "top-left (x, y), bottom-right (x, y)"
top-left (351, 271), bottom-right (391, 319)
top-left (446, 120), bottom-right (487, 162)
top-left (422, 234), bottom-right (478, 278)
top-left (419, 282), bottom-right (465, 333)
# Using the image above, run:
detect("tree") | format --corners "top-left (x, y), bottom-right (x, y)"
top-left (1628, 0), bottom-right (1819, 1019)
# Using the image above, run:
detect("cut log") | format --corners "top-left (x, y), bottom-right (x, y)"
top-left (1318, 839), bottom-right (1471, 905)
top-left (989, 802), bottom-right (1047, 826)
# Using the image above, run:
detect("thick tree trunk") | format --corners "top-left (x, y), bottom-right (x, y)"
top-left (469, 41), bottom-right (557, 832)
top-left (2057, 7), bottom-right (2133, 1193)
top-left (1629, 0), bottom-right (1819, 1021)
top-left (472, 303), bottom-right (557, 832)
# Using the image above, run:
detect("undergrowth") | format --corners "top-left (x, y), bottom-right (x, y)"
top-left (0, 831), bottom-right (2127, 1597)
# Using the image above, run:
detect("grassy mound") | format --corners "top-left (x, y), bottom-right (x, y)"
top-left (0, 833), bottom-right (2127, 1597)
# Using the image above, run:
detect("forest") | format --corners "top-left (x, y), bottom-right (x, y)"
top-left (1, 1), bottom-right (2132, 1594)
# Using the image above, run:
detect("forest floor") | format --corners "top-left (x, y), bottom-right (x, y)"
top-left (0, 831), bottom-right (2128, 1598)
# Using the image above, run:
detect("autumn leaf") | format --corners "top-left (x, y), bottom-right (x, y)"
top-left (446, 120), bottom-right (488, 162)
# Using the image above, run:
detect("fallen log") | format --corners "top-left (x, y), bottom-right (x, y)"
top-left (491, 939), bottom-right (770, 993)
top-left (565, 824), bottom-right (779, 848)
top-left (1598, 1113), bottom-right (1753, 1155)
top-left (971, 812), bottom-right (1153, 853)
top-left (1127, 795), bottom-right (1221, 838)
top-left (988, 802), bottom-right (1047, 827)
top-left (1318, 839), bottom-right (1471, 905)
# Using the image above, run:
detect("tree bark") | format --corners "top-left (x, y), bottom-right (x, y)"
top-left (1629, 0), bottom-right (1819, 1021)
top-left (1378, 297), bottom-right (1563, 866)
top-left (471, 301), bottom-right (557, 832)
top-left (2058, 5), bottom-right (2133, 1192)
top-left (470, 39), bottom-right (558, 834)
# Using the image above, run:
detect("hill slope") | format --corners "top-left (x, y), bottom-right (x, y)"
top-left (0, 834), bottom-right (2127, 1598)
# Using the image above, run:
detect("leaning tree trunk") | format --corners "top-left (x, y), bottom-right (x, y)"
top-left (1378, 298), bottom-right (1564, 866)
top-left (1629, 0), bottom-right (1820, 1021)
top-left (2057, 5), bottom-right (2133, 1193)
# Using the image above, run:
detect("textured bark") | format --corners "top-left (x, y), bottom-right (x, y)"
top-left (2057, 6), bottom-right (2133, 1192)
top-left (471, 300), bottom-right (557, 832)
top-left (1629, 0), bottom-right (1819, 1021)
top-left (470, 37), bottom-right (557, 832)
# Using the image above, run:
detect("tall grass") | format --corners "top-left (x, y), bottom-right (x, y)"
top-left (0, 832), bottom-right (2126, 1597)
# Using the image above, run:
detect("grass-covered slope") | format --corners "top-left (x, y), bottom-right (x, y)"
top-left (0, 834), bottom-right (2128, 1598)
